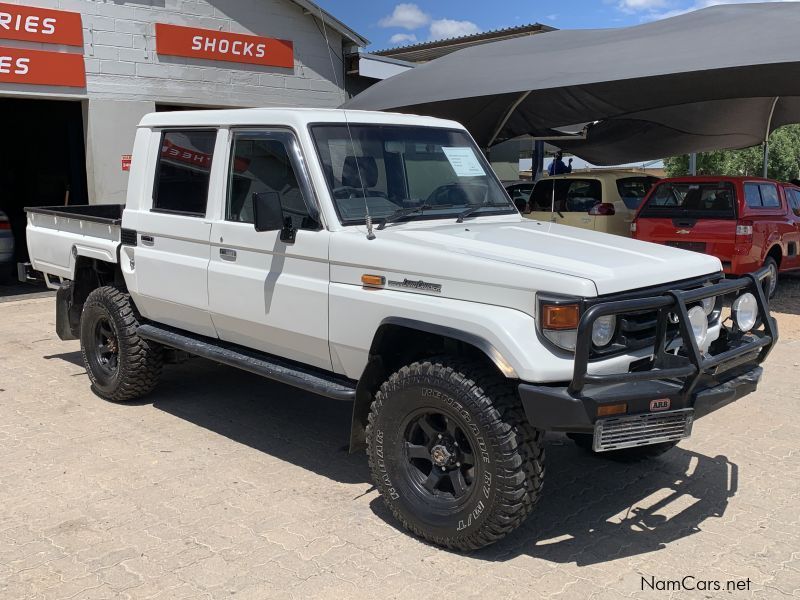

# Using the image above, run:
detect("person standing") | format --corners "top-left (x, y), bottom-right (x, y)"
top-left (548, 151), bottom-right (573, 176)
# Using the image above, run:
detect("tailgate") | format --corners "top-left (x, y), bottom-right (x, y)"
top-left (635, 180), bottom-right (738, 260)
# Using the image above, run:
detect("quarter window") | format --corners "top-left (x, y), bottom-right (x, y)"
top-left (227, 132), bottom-right (318, 230)
top-left (745, 182), bottom-right (781, 208)
top-left (152, 129), bottom-right (217, 216)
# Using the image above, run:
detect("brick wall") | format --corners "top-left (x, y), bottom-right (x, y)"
top-left (3, 0), bottom-right (347, 107)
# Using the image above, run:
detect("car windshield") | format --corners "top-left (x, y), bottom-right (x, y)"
top-left (617, 176), bottom-right (659, 210)
top-left (310, 124), bottom-right (515, 225)
top-left (638, 181), bottom-right (737, 219)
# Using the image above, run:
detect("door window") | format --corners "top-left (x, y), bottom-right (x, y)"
top-left (227, 132), bottom-right (318, 231)
top-left (530, 180), bottom-right (554, 211)
top-left (152, 129), bottom-right (217, 216)
top-left (789, 189), bottom-right (800, 217)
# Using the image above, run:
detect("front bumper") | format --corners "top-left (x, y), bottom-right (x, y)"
top-left (519, 269), bottom-right (776, 443)
top-left (519, 364), bottom-right (763, 432)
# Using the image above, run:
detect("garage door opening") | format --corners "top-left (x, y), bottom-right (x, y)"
top-left (0, 98), bottom-right (88, 265)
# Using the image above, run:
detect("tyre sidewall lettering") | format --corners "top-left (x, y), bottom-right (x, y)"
top-left (373, 379), bottom-right (496, 538)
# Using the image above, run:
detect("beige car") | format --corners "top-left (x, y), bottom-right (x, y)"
top-left (523, 171), bottom-right (659, 237)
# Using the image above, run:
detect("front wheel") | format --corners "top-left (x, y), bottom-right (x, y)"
top-left (366, 358), bottom-right (544, 551)
top-left (80, 286), bottom-right (163, 402)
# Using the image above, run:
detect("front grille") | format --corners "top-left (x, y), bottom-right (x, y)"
top-left (593, 409), bottom-right (694, 452)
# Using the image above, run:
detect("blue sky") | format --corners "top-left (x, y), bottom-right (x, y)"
top-left (314, 0), bottom-right (797, 50)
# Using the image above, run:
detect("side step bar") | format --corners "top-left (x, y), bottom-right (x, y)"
top-left (137, 324), bottom-right (356, 402)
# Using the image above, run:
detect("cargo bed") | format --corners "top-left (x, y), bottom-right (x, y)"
top-left (25, 205), bottom-right (124, 285)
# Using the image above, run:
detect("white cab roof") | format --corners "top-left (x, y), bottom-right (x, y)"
top-left (138, 108), bottom-right (464, 131)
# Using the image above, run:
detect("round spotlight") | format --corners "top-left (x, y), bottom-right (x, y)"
top-left (687, 306), bottom-right (708, 348)
top-left (732, 293), bottom-right (758, 332)
top-left (701, 296), bottom-right (716, 316)
top-left (592, 315), bottom-right (616, 347)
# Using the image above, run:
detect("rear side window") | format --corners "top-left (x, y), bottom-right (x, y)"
top-left (639, 181), bottom-right (736, 219)
top-left (617, 176), bottom-right (658, 210)
top-left (744, 182), bottom-right (781, 208)
top-left (152, 129), bottom-right (217, 216)
top-left (530, 179), bottom-right (601, 212)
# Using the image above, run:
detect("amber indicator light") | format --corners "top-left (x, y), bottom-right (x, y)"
top-left (542, 304), bottom-right (580, 330)
top-left (361, 274), bottom-right (385, 288)
top-left (597, 403), bottom-right (627, 417)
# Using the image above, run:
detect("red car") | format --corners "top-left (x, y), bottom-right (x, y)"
top-left (632, 176), bottom-right (800, 297)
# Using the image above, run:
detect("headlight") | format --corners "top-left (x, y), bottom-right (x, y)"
top-left (701, 296), bottom-right (716, 315)
top-left (732, 293), bottom-right (757, 331)
top-left (687, 306), bottom-right (708, 348)
top-left (591, 315), bottom-right (616, 347)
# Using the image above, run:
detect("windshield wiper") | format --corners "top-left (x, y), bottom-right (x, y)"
top-left (456, 202), bottom-right (514, 223)
top-left (377, 204), bottom-right (434, 230)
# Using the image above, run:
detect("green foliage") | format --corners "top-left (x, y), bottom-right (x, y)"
top-left (664, 125), bottom-right (800, 181)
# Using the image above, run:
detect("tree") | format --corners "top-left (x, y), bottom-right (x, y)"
top-left (664, 124), bottom-right (800, 180)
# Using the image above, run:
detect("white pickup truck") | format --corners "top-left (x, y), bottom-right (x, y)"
top-left (26, 108), bottom-right (777, 550)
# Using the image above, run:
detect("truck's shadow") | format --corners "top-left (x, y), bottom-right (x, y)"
top-left (150, 358), bottom-right (736, 566)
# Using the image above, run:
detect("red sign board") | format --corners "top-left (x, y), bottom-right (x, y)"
top-left (155, 23), bottom-right (293, 69)
top-left (0, 3), bottom-right (83, 46)
top-left (121, 155), bottom-right (132, 172)
top-left (0, 46), bottom-right (85, 87)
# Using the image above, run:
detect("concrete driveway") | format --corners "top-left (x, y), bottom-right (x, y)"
top-left (0, 292), bottom-right (798, 599)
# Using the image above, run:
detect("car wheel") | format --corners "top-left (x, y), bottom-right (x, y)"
top-left (80, 286), bottom-right (163, 402)
top-left (763, 257), bottom-right (779, 299)
top-left (366, 357), bottom-right (544, 551)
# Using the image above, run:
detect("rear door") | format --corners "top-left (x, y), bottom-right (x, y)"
top-left (783, 187), bottom-right (800, 269)
top-left (635, 180), bottom-right (738, 258)
top-left (128, 129), bottom-right (217, 337)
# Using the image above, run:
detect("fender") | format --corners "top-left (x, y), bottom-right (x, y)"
top-left (375, 317), bottom-right (518, 378)
top-left (348, 317), bottom-right (518, 453)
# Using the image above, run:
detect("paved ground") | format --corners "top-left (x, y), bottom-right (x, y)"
top-left (0, 289), bottom-right (798, 599)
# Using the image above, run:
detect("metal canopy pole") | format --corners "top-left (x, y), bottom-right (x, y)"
top-left (487, 90), bottom-right (531, 148)
top-left (689, 153), bottom-right (697, 175)
top-left (763, 96), bottom-right (779, 178)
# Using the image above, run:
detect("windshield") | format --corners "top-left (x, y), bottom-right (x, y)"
top-left (616, 176), bottom-right (659, 210)
top-left (310, 124), bottom-right (515, 225)
top-left (639, 181), bottom-right (737, 219)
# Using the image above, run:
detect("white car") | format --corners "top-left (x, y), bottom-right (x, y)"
top-left (26, 108), bottom-right (776, 551)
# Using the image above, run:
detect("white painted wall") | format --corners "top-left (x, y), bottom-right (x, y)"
top-left (0, 0), bottom-right (352, 203)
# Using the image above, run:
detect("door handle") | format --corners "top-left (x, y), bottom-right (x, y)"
top-left (219, 248), bottom-right (237, 261)
top-left (140, 235), bottom-right (154, 246)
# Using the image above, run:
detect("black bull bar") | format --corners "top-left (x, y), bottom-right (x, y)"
top-left (519, 268), bottom-right (778, 432)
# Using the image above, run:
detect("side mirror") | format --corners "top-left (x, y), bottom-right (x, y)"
top-left (253, 192), bottom-right (296, 242)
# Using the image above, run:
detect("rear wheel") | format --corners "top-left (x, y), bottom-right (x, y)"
top-left (80, 286), bottom-right (163, 402)
top-left (568, 432), bottom-right (677, 460)
top-left (366, 357), bottom-right (544, 551)
top-left (764, 256), bottom-right (779, 299)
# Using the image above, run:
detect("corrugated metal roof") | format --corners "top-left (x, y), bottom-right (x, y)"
top-left (374, 22), bottom-right (556, 62)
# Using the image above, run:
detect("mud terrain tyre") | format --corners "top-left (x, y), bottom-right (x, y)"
top-left (569, 433), bottom-right (677, 460)
top-left (366, 357), bottom-right (544, 551)
top-left (80, 286), bottom-right (163, 402)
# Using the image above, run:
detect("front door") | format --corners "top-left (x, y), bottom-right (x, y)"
top-left (528, 179), bottom-right (598, 231)
top-left (207, 129), bottom-right (332, 371)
